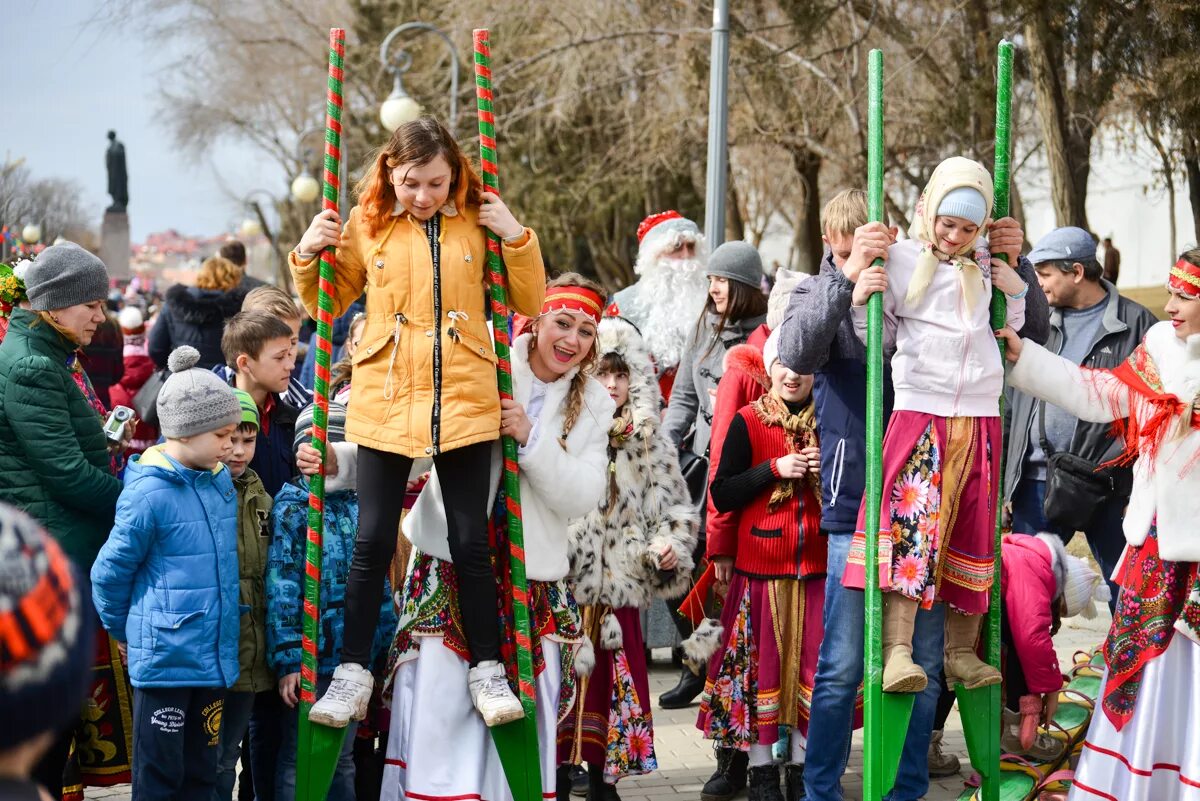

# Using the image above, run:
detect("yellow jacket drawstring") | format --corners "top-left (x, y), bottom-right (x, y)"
top-left (382, 312), bottom-right (407, 401)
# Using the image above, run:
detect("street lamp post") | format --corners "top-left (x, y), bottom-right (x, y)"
top-left (703, 0), bottom-right (730, 248)
top-left (241, 189), bottom-right (290, 290)
top-left (379, 22), bottom-right (460, 132)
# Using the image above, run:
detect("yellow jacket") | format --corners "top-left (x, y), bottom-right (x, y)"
top-left (290, 203), bottom-right (545, 457)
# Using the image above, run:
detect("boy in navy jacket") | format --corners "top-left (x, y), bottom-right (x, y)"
top-left (91, 346), bottom-right (243, 801)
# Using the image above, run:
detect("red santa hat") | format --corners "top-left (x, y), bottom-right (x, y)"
top-left (636, 210), bottom-right (702, 252)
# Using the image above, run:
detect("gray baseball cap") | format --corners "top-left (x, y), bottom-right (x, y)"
top-left (1027, 226), bottom-right (1097, 265)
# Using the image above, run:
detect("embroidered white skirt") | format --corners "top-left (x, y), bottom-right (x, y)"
top-left (1071, 634), bottom-right (1200, 800)
top-left (382, 635), bottom-right (562, 801)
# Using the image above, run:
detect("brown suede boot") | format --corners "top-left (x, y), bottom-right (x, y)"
top-left (882, 594), bottom-right (928, 693)
top-left (944, 611), bottom-right (1001, 690)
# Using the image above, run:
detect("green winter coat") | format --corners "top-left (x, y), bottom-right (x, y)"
top-left (233, 468), bottom-right (275, 692)
top-left (0, 308), bottom-right (121, 566)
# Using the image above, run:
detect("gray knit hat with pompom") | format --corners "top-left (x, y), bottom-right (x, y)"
top-left (156, 346), bottom-right (242, 439)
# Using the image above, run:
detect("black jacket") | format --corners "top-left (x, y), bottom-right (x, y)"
top-left (149, 284), bottom-right (247, 370)
top-left (1004, 280), bottom-right (1157, 500)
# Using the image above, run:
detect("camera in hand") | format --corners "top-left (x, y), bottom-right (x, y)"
top-left (103, 405), bottom-right (135, 444)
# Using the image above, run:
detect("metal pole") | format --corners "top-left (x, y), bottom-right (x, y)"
top-left (703, 0), bottom-right (730, 248)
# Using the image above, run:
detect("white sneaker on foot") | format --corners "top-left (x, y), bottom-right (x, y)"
top-left (308, 663), bottom-right (374, 728)
top-left (468, 660), bottom-right (525, 727)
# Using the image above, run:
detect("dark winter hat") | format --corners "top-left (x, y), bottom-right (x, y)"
top-left (24, 242), bottom-right (110, 312)
top-left (706, 240), bottom-right (764, 289)
top-left (1027, 226), bottom-right (1097, 266)
top-left (293, 400), bottom-right (348, 454)
top-left (156, 346), bottom-right (242, 439)
top-left (0, 503), bottom-right (96, 751)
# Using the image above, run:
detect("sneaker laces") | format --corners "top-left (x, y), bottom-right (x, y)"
top-left (476, 672), bottom-right (517, 703)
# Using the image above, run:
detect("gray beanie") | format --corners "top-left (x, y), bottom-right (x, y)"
top-left (157, 346), bottom-right (242, 439)
top-left (706, 241), bottom-right (764, 289)
top-left (24, 242), bottom-right (110, 312)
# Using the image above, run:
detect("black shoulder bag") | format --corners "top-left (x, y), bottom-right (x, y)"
top-left (1039, 402), bottom-right (1112, 531)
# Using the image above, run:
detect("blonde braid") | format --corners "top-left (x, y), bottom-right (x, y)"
top-left (558, 368), bottom-right (590, 449)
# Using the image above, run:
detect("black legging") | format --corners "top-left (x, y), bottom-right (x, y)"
top-left (342, 441), bottom-right (497, 666)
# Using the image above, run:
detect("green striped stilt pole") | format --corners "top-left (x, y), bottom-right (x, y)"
top-left (474, 28), bottom-right (543, 801)
top-left (295, 26), bottom-right (350, 801)
top-left (862, 49), bottom-right (916, 801)
top-left (954, 39), bottom-right (1013, 801)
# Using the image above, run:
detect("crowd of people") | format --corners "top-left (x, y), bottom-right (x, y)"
top-left (1, 113), bottom-right (1197, 801)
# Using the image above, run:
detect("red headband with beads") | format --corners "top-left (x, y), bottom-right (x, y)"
top-left (1168, 259), bottom-right (1200, 297)
top-left (540, 286), bottom-right (604, 324)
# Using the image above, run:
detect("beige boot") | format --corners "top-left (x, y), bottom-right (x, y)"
top-left (944, 611), bottom-right (1001, 690)
top-left (882, 594), bottom-right (928, 693)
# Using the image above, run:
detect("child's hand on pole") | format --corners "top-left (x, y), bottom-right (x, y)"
top-left (851, 265), bottom-right (888, 307)
top-left (297, 435), bottom-right (338, 477)
top-left (297, 209), bottom-right (343, 257)
top-left (841, 222), bottom-right (894, 283)
top-left (991, 260), bottom-right (1026, 297)
top-left (986, 216), bottom-right (1024, 264)
top-left (478, 191), bottom-right (524, 240)
top-left (279, 672), bottom-right (302, 708)
top-left (994, 327), bottom-right (1024, 361)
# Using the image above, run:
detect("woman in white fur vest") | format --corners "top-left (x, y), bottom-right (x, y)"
top-left (996, 249), bottom-right (1200, 801)
top-left (557, 316), bottom-right (699, 800)
top-left (381, 274), bottom-right (614, 801)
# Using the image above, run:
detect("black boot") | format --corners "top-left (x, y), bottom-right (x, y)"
top-left (747, 764), bottom-right (783, 801)
top-left (556, 765), bottom-right (573, 801)
top-left (784, 763), bottom-right (805, 801)
top-left (586, 763), bottom-right (620, 801)
top-left (569, 764), bottom-right (588, 797)
top-left (701, 747), bottom-right (749, 801)
top-left (659, 665), bottom-right (705, 709)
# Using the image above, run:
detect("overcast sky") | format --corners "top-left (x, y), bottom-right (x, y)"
top-left (8, 1), bottom-right (283, 242)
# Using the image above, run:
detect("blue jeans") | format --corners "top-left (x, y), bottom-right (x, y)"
top-left (275, 676), bottom-right (358, 801)
top-left (803, 531), bottom-right (946, 801)
top-left (1010, 477), bottom-right (1122, 613)
top-left (215, 691), bottom-right (256, 800)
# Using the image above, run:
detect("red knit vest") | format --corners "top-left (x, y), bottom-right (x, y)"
top-left (733, 406), bottom-right (827, 580)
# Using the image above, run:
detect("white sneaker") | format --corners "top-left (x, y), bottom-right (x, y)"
top-left (308, 663), bottom-right (374, 728)
top-left (468, 660), bottom-right (525, 727)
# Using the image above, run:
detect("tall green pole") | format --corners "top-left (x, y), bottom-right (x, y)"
top-left (295, 27), bottom-right (350, 801)
top-left (863, 47), bottom-right (886, 801)
top-left (474, 28), bottom-right (543, 801)
top-left (955, 39), bottom-right (1012, 801)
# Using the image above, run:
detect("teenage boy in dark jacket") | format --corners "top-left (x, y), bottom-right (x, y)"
top-left (777, 189), bottom-right (1049, 801)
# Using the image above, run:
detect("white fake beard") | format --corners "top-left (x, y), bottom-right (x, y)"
top-left (624, 257), bottom-right (709, 370)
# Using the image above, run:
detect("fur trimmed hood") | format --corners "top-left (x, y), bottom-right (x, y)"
top-left (722, 342), bottom-right (770, 393)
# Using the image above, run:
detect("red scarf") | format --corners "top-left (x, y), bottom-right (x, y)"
top-left (1101, 341), bottom-right (1200, 472)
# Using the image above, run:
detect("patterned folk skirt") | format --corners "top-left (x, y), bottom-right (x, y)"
top-left (843, 411), bottom-right (1000, 614)
top-left (696, 574), bottom-right (825, 750)
top-left (557, 606), bottom-right (657, 782)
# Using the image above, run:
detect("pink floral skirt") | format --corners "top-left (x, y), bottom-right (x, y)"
top-left (696, 574), bottom-right (824, 749)
top-left (843, 411), bottom-right (999, 614)
top-left (557, 606), bottom-right (657, 781)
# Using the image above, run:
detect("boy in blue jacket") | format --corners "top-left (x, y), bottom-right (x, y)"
top-left (266, 401), bottom-right (396, 801)
top-left (91, 345), bottom-right (244, 801)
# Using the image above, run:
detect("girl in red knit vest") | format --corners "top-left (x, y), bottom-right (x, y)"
top-left (696, 328), bottom-right (825, 801)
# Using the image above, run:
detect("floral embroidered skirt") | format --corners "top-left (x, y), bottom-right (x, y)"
top-left (1073, 527), bottom-right (1200, 800)
top-left (696, 574), bottom-right (825, 750)
top-left (843, 411), bottom-right (999, 614)
top-left (557, 606), bottom-right (657, 782)
top-left (381, 551), bottom-right (584, 801)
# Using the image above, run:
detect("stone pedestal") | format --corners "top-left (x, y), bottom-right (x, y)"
top-left (100, 211), bottom-right (131, 281)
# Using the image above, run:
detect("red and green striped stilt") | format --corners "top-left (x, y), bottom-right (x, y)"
top-left (954, 39), bottom-right (1014, 801)
top-left (862, 48), bottom-right (916, 801)
top-left (295, 26), bottom-right (350, 801)
top-left (474, 27), bottom-right (543, 801)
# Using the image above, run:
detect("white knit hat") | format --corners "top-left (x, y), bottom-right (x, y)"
top-left (1061, 554), bottom-right (1111, 619)
top-left (762, 327), bottom-right (781, 372)
top-left (766, 268), bottom-right (808, 330)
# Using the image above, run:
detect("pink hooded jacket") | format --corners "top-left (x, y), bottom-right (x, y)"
top-left (1001, 533), bottom-right (1067, 694)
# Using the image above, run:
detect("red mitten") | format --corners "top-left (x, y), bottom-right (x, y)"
top-left (1019, 693), bottom-right (1042, 750)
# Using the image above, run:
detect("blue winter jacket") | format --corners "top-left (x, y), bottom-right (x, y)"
top-left (266, 480), bottom-right (396, 678)
top-left (91, 446), bottom-right (241, 688)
